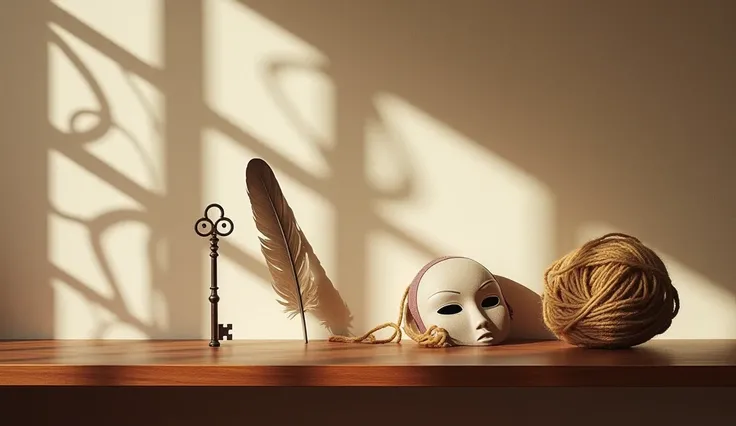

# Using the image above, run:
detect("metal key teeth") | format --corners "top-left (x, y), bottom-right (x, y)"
top-left (218, 324), bottom-right (233, 341)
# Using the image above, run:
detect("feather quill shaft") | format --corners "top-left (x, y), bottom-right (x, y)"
top-left (245, 158), bottom-right (316, 343)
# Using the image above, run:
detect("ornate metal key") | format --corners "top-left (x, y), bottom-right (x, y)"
top-left (194, 203), bottom-right (234, 347)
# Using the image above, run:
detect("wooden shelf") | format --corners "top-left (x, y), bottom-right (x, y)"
top-left (1, 339), bottom-right (734, 387)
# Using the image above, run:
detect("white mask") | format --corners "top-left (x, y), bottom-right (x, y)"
top-left (406, 257), bottom-right (512, 346)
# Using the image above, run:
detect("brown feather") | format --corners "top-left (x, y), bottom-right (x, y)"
top-left (245, 158), bottom-right (317, 341)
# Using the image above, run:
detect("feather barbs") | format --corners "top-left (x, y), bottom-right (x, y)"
top-left (245, 158), bottom-right (317, 341)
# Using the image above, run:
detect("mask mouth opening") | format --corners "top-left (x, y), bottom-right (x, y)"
top-left (477, 330), bottom-right (494, 341)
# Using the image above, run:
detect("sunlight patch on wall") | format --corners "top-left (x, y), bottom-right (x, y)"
top-left (368, 93), bottom-right (556, 293)
top-left (202, 129), bottom-right (336, 339)
top-left (48, 151), bottom-right (165, 338)
top-left (47, 2), bottom-right (165, 338)
top-left (204, 0), bottom-right (334, 180)
top-left (577, 222), bottom-right (736, 338)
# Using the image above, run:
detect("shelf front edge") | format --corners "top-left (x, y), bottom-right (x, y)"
top-left (1, 364), bottom-right (734, 387)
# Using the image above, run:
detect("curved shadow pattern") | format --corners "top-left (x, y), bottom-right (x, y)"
top-left (47, 27), bottom-right (113, 144)
top-left (69, 110), bottom-right (161, 190)
top-left (46, 21), bottom-right (170, 339)
top-left (49, 206), bottom-right (167, 338)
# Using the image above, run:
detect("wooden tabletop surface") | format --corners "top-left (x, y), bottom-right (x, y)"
top-left (1, 339), bottom-right (735, 387)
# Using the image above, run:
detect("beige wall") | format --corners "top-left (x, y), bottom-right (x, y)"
top-left (1, 0), bottom-right (735, 343)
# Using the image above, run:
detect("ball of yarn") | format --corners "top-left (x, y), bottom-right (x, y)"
top-left (542, 233), bottom-right (680, 349)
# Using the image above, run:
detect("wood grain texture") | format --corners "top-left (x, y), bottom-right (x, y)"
top-left (1, 339), bottom-right (734, 387)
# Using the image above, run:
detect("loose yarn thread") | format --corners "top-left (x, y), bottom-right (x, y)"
top-left (542, 232), bottom-right (680, 349)
top-left (328, 286), bottom-right (450, 348)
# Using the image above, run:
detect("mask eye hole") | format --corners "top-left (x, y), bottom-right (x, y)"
top-left (437, 304), bottom-right (463, 315)
top-left (481, 296), bottom-right (500, 308)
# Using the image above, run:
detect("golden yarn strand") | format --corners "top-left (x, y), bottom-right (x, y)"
top-left (542, 233), bottom-right (680, 349)
top-left (328, 286), bottom-right (450, 348)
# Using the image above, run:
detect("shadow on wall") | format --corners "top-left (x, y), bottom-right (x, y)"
top-left (0, 0), bottom-right (427, 339)
top-left (497, 276), bottom-right (554, 340)
top-left (2, 0), bottom-right (734, 340)
top-left (0, 0), bottom-right (206, 339)
top-left (241, 0), bottom-right (736, 296)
